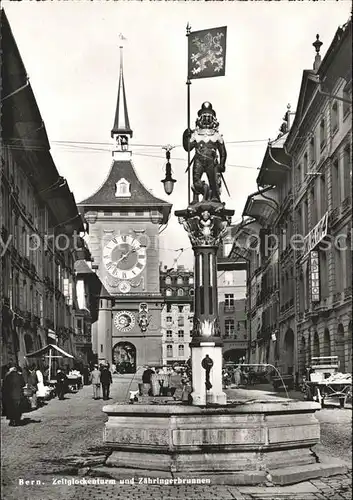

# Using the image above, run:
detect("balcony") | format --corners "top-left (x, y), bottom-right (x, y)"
top-left (333, 292), bottom-right (342, 305)
top-left (23, 257), bottom-right (30, 270)
top-left (329, 207), bottom-right (340, 227)
top-left (341, 196), bottom-right (351, 217)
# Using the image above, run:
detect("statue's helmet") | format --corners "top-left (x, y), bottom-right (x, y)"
top-left (196, 102), bottom-right (218, 129)
top-left (197, 102), bottom-right (216, 118)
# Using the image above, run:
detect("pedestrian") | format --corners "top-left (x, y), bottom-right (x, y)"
top-left (100, 365), bottom-right (112, 400)
top-left (151, 368), bottom-right (160, 396)
top-left (56, 369), bottom-right (67, 400)
top-left (36, 367), bottom-right (47, 404)
top-left (181, 369), bottom-right (190, 402)
top-left (2, 364), bottom-right (25, 426)
top-left (25, 364), bottom-right (38, 409)
top-left (82, 366), bottom-right (90, 385)
top-left (90, 365), bottom-right (101, 400)
top-left (140, 366), bottom-right (154, 396)
top-left (234, 365), bottom-right (241, 388)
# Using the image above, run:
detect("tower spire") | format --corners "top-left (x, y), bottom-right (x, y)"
top-left (111, 34), bottom-right (133, 141)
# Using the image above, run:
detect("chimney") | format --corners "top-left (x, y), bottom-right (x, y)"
top-left (312, 34), bottom-right (323, 72)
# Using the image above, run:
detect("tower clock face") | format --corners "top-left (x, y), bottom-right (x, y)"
top-left (103, 234), bottom-right (146, 280)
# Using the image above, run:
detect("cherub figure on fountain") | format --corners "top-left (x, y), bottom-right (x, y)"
top-left (183, 102), bottom-right (227, 204)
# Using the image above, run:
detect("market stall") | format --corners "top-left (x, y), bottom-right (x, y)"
top-left (25, 343), bottom-right (75, 384)
top-left (303, 356), bottom-right (352, 408)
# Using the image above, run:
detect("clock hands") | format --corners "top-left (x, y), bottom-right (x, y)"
top-left (116, 247), bottom-right (137, 264)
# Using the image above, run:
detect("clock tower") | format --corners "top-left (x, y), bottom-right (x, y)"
top-left (78, 42), bottom-right (171, 370)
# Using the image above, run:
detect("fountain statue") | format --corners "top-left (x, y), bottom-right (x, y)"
top-left (100, 103), bottom-right (347, 486)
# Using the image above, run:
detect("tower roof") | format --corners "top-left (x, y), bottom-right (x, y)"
top-left (78, 159), bottom-right (172, 224)
top-left (111, 45), bottom-right (133, 138)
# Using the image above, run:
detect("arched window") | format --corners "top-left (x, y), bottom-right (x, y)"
top-left (188, 276), bottom-right (194, 285)
top-left (189, 288), bottom-right (194, 296)
top-left (166, 288), bottom-right (172, 297)
top-left (331, 101), bottom-right (339, 133)
top-left (165, 276), bottom-right (171, 285)
top-left (166, 345), bottom-right (173, 358)
top-left (178, 345), bottom-right (184, 356)
top-left (177, 288), bottom-right (184, 296)
top-left (320, 119), bottom-right (326, 149)
top-left (177, 276), bottom-right (183, 285)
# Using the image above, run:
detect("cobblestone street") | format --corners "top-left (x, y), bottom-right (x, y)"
top-left (1, 376), bottom-right (352, 500)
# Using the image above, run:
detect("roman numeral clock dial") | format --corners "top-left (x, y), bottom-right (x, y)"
top-left (103, 235), bottom-right (146, 286)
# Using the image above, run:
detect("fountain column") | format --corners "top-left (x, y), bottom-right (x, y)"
top-left (176, 202), bottom-right (234, 405)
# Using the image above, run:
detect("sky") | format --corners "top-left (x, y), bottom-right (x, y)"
top-left (3, 0), bottom-right (351, 269)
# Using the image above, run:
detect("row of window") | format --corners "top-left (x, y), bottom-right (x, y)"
top-left (295, 145), bottom-right (351, 235)
top-left (166, 344), bottom-right (185, 357)
top-left (224, 319), bottom-right (247, 336)
top-left (166, 330), bottom-right (188, 339)
top-left (165, 288), bottom-right (194, 297)
top-left (164, 276), bottom-right (194, 285)
top-left (297, 98), bottom-right (350, 181)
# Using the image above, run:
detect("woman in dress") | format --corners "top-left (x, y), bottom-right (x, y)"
top-left (234, 365), bottom-right (241, 388)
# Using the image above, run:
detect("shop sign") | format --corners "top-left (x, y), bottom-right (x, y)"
top-left (310, 250), bottom-right (320, 302)
top-left (303, 212), bottom-right (328, 258)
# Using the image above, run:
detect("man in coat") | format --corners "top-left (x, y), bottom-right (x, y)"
top-left (90, 365), bottom-right (101, 400)
top-left (56, 369), bottom-right (67, 400)
top-left (2, 364), bottom-right (25, 426)
top-left (100, 365), bottom-right (113, 400)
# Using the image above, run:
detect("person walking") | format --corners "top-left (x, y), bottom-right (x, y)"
top-left (90, 365), bottom-right (101, 400)
top-left (234, 365), bottom-right (241, 388)
top-left (100, 365), bottom-right (113, 400)
top-left (25, 364), bottom-right (38, 409)
top-left (2, 364), bottom-right (25, 426)
top-left (140, 366), bottom-right (154, 396)
top-left (56, 369), bottom-right (67, 400)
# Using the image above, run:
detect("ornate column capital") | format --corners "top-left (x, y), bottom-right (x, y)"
top-left (175, 201), bottom-right (234, 248)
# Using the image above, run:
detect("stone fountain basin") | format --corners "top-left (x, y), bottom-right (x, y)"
top-left (99, 399), bottom-right (349, 484)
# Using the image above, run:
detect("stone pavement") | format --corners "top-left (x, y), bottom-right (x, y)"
top-left (68, 471), bottom-right (353, 500)
top-left (1, 377), bottom-right (352, 500)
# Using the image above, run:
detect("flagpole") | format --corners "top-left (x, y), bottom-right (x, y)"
top-left (186, 23), bottom-right (191, 206)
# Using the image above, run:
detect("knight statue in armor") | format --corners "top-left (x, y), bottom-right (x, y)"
top-left (183, 102), bottom-right (227, 204)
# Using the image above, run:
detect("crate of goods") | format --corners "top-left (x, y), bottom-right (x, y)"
top-left (310, 372), bottom-right (324, 383)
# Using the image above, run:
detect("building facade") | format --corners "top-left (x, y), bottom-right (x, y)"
top-left (1, 10), bottom-right (84, 372)
top-left (159, 265), bottom-right (194, 366)
top-left (74, 255), bottom-right (102, 367)
top-left (217, 226), bottom-right (248, 363)
top-left (287, 22), bottom-right (352, 376)
top-left (78, 46), bottom-right (171, 371)
top-left (231, 19), bottom-right (352, 380)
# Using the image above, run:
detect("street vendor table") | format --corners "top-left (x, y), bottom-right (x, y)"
top-left (304, 358), bottom-right (352, 408)
top-left (305, 374), bottom-right (352, 408)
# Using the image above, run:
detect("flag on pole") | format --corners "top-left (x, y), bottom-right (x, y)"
top-left (188, 26), bottom-right (227, 80)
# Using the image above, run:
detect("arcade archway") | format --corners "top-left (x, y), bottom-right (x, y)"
top-left (348, 321), bottom-right (352, 373)
top-left (313, 331), bottom-right (320, 358)
top-left (337, 323), bottom-right (345, 372)
top-left (323, 328), bottom-right (331, 357)
top-left (112, 342), bottom-right (136, 373)
top-left (223, 348), bottom-right (246, 365)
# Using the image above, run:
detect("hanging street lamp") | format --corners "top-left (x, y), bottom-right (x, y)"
top-left (161, 145), bottom-right (177, 195)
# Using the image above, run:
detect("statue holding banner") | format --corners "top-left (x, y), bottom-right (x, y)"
top-left (183, 102), bottom-right (227, 204)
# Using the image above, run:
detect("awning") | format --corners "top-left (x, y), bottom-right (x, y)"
top-left (25, 343), bottom-right (74, 359)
